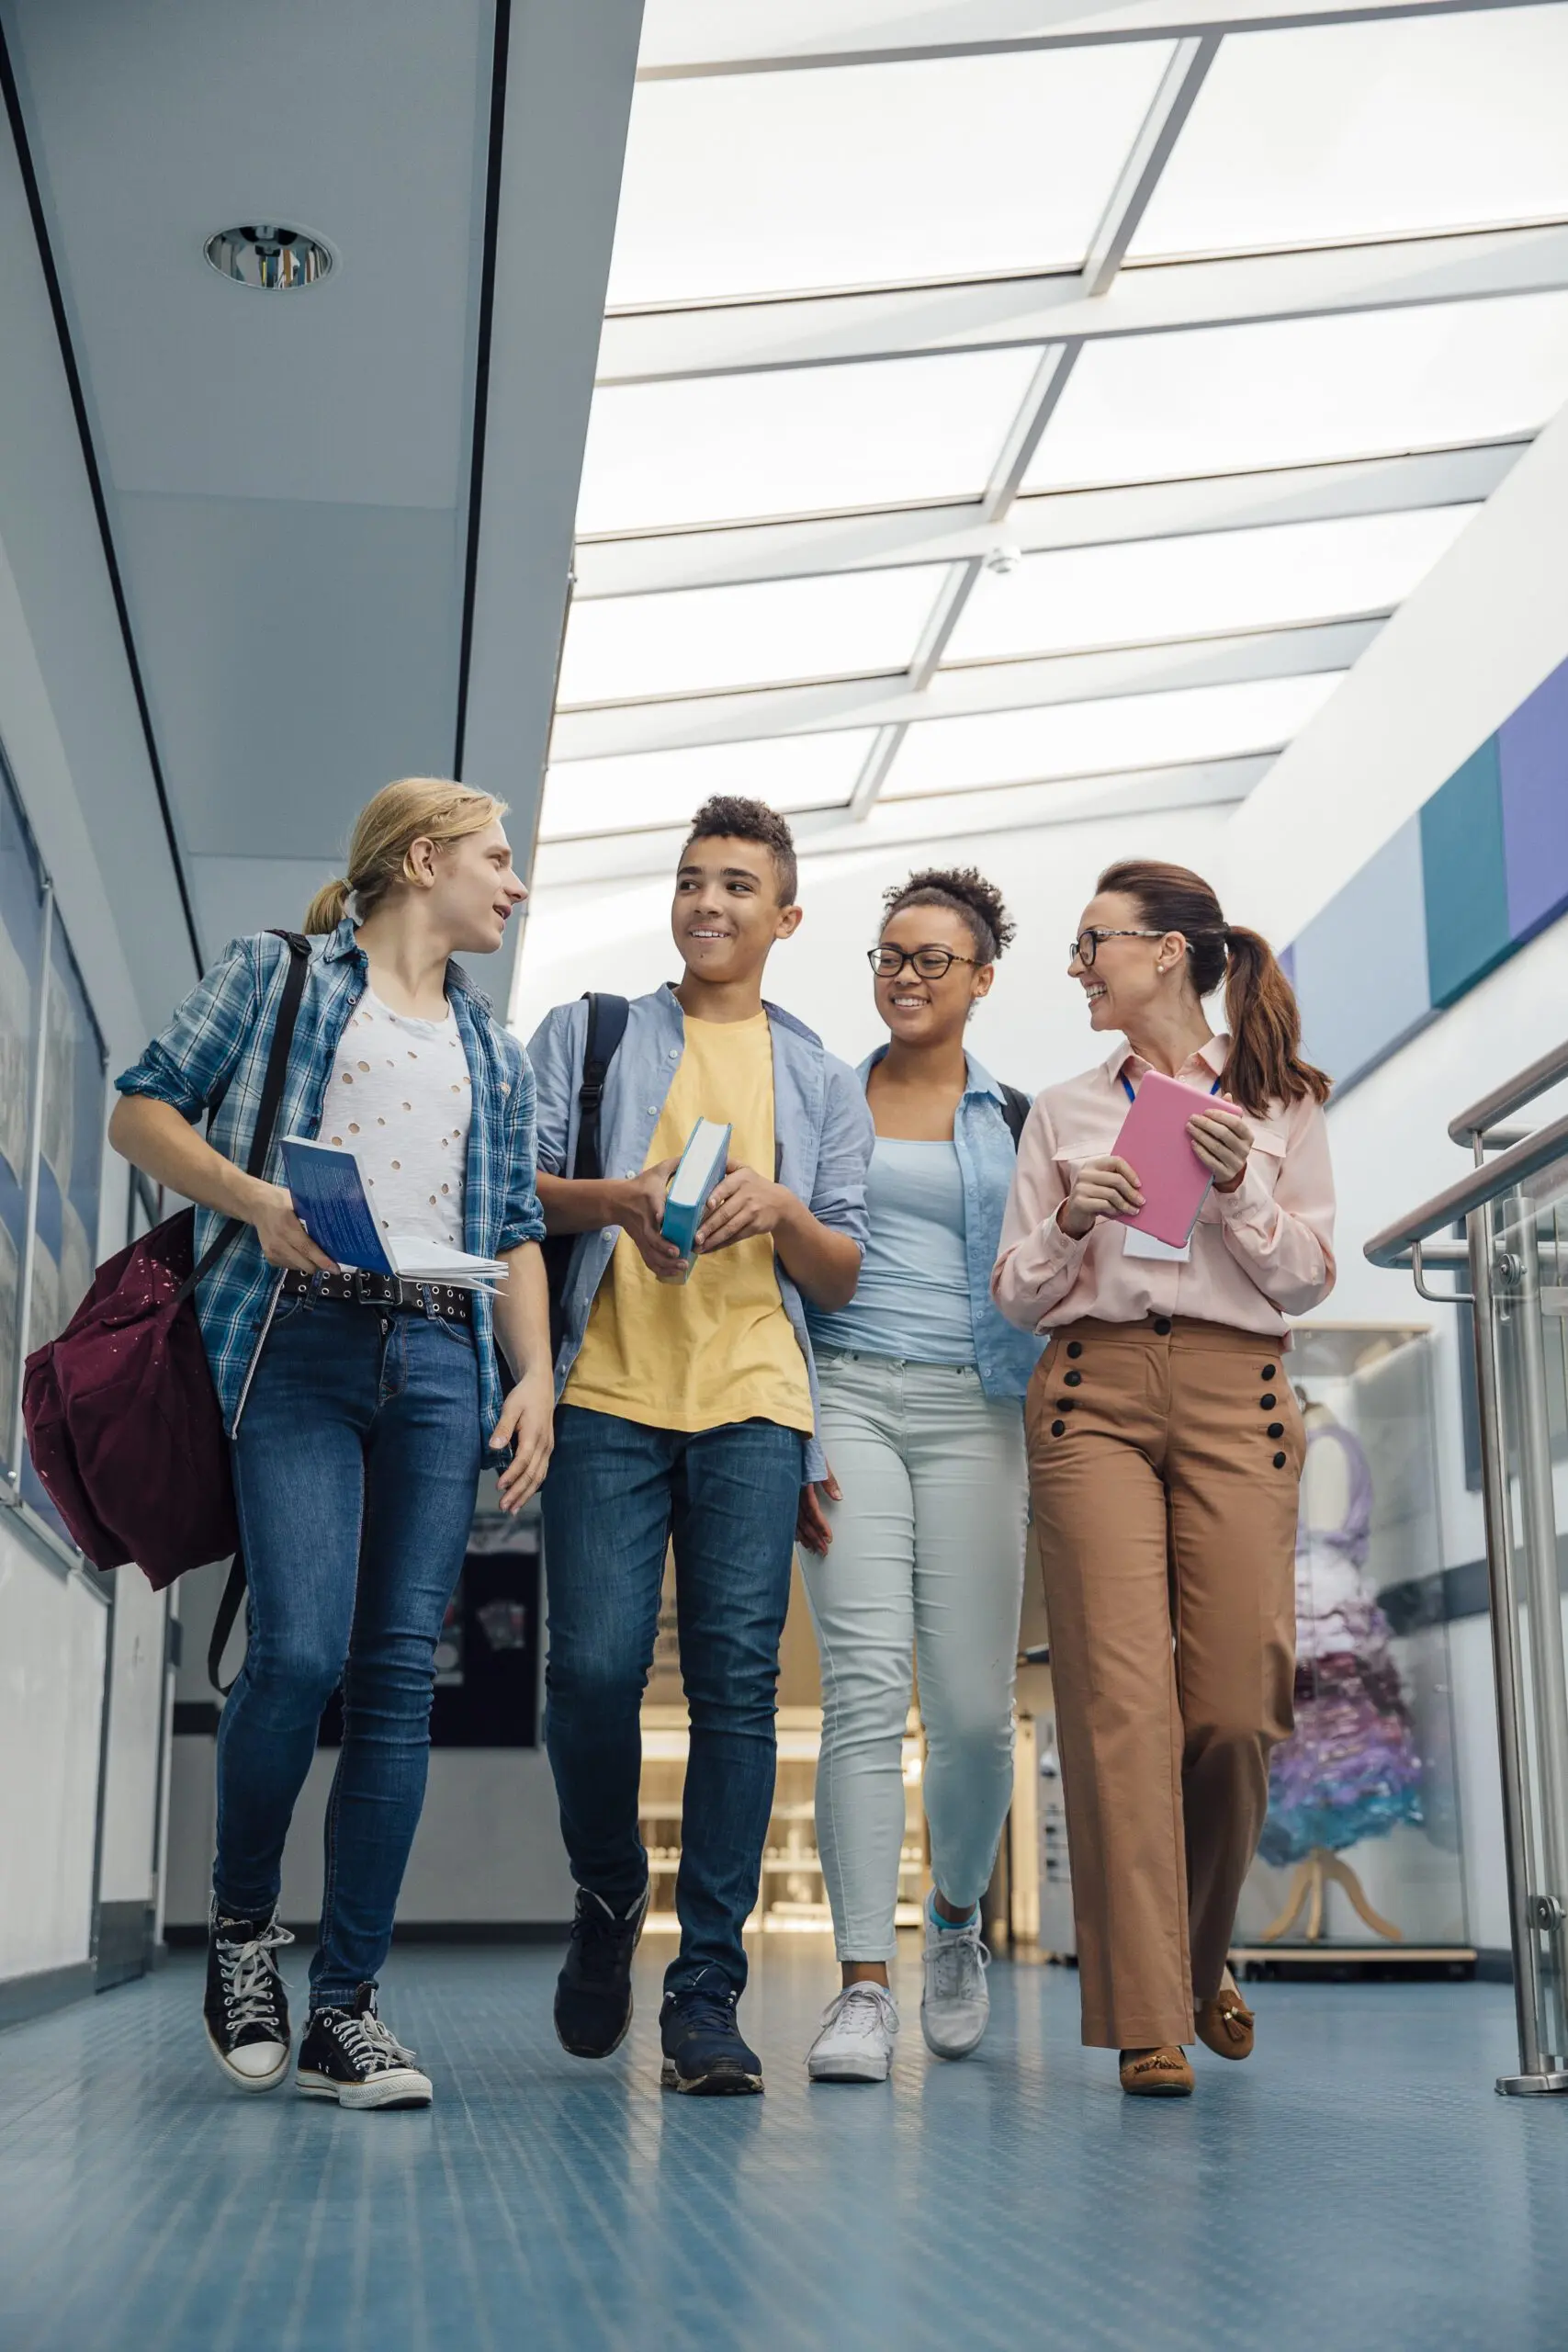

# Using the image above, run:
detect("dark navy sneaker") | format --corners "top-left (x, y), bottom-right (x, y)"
top-left (660, 1973), bottom-right (763, 2096)
top-left (296, 1984), bottom-right (432, 2109)
top-left (203, 1904), bottom-right (294, 2093)
top-left (554, 1883), bottom-right (649, 2059)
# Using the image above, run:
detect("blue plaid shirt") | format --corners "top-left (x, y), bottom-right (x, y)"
top-left (115, 921), bottom-right (545, 1442)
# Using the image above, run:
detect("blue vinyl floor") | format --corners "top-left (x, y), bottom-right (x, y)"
top-left (3, 1939), bottom-right (1567, 2352)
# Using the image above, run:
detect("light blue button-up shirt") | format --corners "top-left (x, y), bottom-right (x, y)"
top-left (526, 984), bottom-right (874, 1483)
top-left (809, 1046), bottom-right (1043, 1402)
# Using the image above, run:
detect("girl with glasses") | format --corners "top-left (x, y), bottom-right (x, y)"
top-left (796, 869), bottom-right (1041, 2085)
top-left (993, 858), bottom-right (1335, 2097)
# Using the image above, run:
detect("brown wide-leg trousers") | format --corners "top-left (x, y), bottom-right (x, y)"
top-left (1025, 1314), bottom-right (1303, 2050)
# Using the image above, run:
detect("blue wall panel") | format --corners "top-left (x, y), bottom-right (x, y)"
top-left (1292, 818), bottom-right (1429, 1090)
top-left (1498, 652), bottom-right (1568, 945)
top-left (1420, 738), bottom-right (1511, 1008)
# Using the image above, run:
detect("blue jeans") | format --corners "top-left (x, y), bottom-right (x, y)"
top-left (541, 1405), bottom-right (805, 1995)
top-left (216, 1293), bottom-right (481, 2008)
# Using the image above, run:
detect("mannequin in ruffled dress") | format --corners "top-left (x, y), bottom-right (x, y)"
top-left (1258, 1394), bottom-right (1423, 1942)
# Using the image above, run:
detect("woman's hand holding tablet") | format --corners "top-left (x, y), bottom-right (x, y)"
top-left (1186, 1101), bottom-right (1254, 1192)
top-left (1057, 1156), bottom-right (1145, 1238)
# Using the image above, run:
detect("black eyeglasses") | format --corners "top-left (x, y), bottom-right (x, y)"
top-left (1068, 927), bottom-right (1166, 968)
top-left (868, 945), bottom-right (980, 981)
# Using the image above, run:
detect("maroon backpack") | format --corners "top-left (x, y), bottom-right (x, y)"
top-left (22, 933), bottom-right (310, 1591)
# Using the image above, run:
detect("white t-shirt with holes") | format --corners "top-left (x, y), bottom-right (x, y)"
top-left (323, 989), bottom-right (473, 1252)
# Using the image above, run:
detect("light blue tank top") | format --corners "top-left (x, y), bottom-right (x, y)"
top-left (808, 1136), bottom-right (975, 1368)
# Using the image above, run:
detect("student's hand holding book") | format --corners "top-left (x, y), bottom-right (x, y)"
top-left (695, 1160), bottom-right (790, 1254)
top-left (614, 1157), bottom-right (686, 1276)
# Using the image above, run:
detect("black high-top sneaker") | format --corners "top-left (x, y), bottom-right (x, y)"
top-left (204, 1905), bottom-right (294, 2092)
top-left (296, 1985), bottom-right (433, 2109)
top-left (660, 1970), bottom-right (763, 2097)
top-left (554, 1883), bottom-right (650, 2058)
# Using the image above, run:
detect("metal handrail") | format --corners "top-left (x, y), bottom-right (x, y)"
top-left (1364, 1103), bottom-right (1568, 1267)
top-left (1449, 1035), bottom-right (1568, 1145)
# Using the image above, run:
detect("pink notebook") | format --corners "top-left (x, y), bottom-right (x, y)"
top-left (1110, 1069), bottom-right (1215, 1250)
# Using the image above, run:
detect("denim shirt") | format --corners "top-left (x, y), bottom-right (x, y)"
top-left (526, 984), bottom-right (874, 1483)
top-left (836, 1046), bottom-right (1043, 1402)
top-left (114, 920), bottom-right (546, 1443)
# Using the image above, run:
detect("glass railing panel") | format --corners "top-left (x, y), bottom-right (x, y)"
top-left (1473, 1158), bottom-right (1568, 2088)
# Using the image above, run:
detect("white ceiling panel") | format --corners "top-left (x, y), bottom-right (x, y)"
top-left (1023, 289), bottom-right (1568, 492)
top-left (8, 0), bottom-right (485, 509)
top-left (884, 671), bottom-right (1345, 799)
top-left (1133, 8), bottom-right (1568, 262)
top-left (558, 566), bottom-right (942, 705)
top-left (607, 45), bottom-right (1174, 307)
top-left (539, 730), bottom-right (879, 841)
top-left (943, 504), bottom-right (1478, 666)
top-left (577, 345), bottom-right (1044, 534)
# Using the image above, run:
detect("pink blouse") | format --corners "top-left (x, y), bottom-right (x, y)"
top-left (991, 1035), bottom-right (1336, 1341)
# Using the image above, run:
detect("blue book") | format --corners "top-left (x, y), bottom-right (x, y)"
top-left (660, 1119), bottom-right (732, 1263)
top-left (280, 1136), bottom-right (509, 1287)
top-left (279, 1139), bottom-right (395, 1274)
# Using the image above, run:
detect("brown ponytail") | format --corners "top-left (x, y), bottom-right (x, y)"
top-left (1096, 859), bottom-right (1330, 1117)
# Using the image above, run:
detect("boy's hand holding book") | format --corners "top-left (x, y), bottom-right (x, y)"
top-left (612, 1157), bottom-right (686, 1277)
top-left (695, 1161), bottom-right (791, 1255)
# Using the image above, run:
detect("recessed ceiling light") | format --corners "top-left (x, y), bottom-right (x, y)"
top-left (204, 224), bottom-right (333, 290)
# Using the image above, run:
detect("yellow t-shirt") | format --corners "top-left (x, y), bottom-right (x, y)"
top-left (564, 1009), bottom-right (814, 1436)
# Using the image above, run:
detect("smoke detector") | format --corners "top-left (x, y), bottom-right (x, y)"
top-left (204, 224), bottom-right (333, 290)
top-left (984, 544), bottom-right (1023, 576)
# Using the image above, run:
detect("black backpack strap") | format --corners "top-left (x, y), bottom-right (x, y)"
top-left (181, 932), bottom-right (312, 1298)
top-left (998, 1084), bottom-right (1032, 1149)
top-left (571, 992), bottom-right (629, 1181)
top-left (209, 1553), bottom-right (248, 1696)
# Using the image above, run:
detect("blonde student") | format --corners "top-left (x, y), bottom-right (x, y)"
top-left (111, 778), bottom-right (552, 2109)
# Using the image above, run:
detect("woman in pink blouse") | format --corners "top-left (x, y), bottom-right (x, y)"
top-left (992, 858), bottom-right (1335, 2097)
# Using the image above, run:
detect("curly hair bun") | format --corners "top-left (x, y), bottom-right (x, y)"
top-left (880, 866), bottom-right (1016, 962)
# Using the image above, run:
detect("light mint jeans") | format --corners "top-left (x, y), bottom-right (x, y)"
top-left (802, 1352), bottom-right (1028, 1962)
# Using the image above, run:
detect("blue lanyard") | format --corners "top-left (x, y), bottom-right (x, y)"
top-left (1120, 1072), bottom-right (1222, 1104)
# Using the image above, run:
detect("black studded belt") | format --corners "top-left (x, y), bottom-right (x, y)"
top-left (280, 1269), bottom-right (473, 1324)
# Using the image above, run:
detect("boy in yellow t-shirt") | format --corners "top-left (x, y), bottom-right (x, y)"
top-left (527, 797), bottom-right (873, 2097)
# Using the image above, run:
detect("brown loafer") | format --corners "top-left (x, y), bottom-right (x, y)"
top-left (1119, 2045), bottom-right (1194, 2097)
top-left (1195, 1981), bottom-right (1255, 2062)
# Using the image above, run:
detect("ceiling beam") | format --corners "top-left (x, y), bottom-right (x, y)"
top-left (637, 0), bottom-right (1557, 74)
top-left (595, 222), bottom-right (1568, 384)
top-left (534, 754), bottom-right (1270, 888)
top-left (571, 440), bottom-right (1519, 599)
top-left (457, 0), bottom-right (645, 1012)
top-left (550, 614), bottom-right (1377, 760)
top-left (1081, 35), bottom-right (1219, 298)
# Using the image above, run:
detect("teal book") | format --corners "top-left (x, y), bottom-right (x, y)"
top-left (660, 1119), bottom-right (732, 1262)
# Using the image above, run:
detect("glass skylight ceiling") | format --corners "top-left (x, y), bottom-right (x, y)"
top-left (540, 732), bottom-right (879, 842)
top-left (576, 346), bottom-right (1044, 536)
top-left (530, 0), bottom-right (1568, 904)
top-left (607, 46), bottom-right (1175, 306)
top-left (557, 566), bottom-right (943, 706)
top-left (1132, 8), bottom-right (1568, 261)
top-left (943, 506), bottom-right (1478, 667)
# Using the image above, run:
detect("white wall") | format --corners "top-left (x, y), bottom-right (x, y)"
top-left (0, 100), bottom-right (185, 1992)
top-left (1220, 397), bottom-right (1568, 951)
top-left (1219, 401), bottom-right (1568, 1955)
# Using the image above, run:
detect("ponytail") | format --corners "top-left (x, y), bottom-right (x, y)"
top-left (1219, 922), bottom-right (1330, 1118)
top-left (303, 876), bottom-right (351, 935)
top-left (1096, 859), bottom-right (1330, 1118)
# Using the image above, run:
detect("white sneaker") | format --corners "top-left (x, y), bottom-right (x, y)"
top-left (920, 1905), bottom-right (990, 2059)
top-left (806, 1983), bottom-right (899, 2083)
